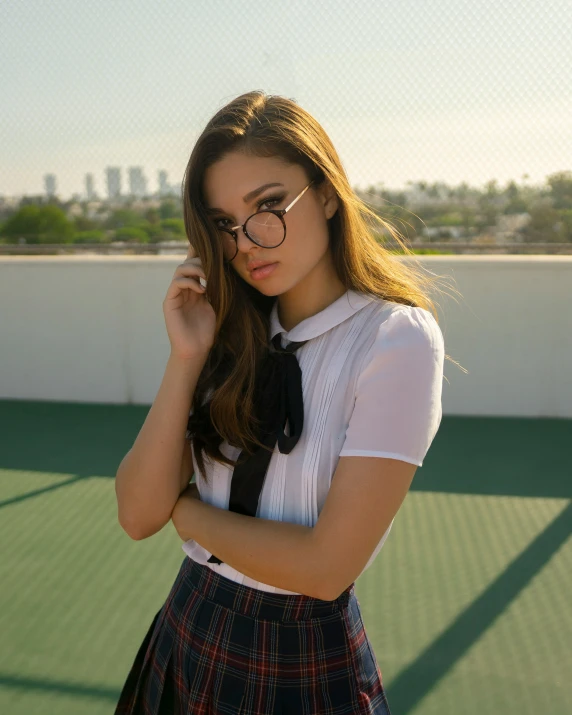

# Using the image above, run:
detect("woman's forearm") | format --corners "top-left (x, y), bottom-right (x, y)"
top-left (115, 352), bottom-right (207, 540)
top-left (172, 497), bottom-right (327, 598)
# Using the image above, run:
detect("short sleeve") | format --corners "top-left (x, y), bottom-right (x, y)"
top-left (339, 306), bottom-right (444, 467)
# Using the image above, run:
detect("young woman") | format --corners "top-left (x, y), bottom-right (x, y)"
top-left (114, 90), bottom-right (455, 714)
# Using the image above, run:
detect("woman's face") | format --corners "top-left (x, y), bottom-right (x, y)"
top-left (202, 150), bottom-right (339, 296)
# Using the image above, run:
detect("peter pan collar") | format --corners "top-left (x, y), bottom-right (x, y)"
top-left (270, 289), bottom-right (376, 343)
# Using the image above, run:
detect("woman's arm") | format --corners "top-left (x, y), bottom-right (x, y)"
top-left (171, 486), bottom-right (322, 597)
top-left (115, 352), bottom-right (207, 541)
top-left (171, 454), bottom-right (417, 601)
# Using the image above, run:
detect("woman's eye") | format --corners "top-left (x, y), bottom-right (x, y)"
top-left (258, 195), bottom-right (282, 210)
top-left (213, 195), bottom-right (283, 228)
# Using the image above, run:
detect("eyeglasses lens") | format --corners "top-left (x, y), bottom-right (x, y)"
top-left (221, 211), bottom-right (285, 262)
top-left (245, 212), bottom-right (284, 246)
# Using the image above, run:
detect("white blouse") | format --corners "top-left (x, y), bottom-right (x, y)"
top-left (183, 289), bottom-right (445, 594)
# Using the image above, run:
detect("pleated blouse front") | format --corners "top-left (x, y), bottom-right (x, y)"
top-left (183, 289), bottom-right (445, 594)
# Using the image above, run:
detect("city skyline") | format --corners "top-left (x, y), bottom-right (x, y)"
top-left (35, 167), bottom-right (181, 202)
top-left (20, 163), bottom-right (568, 204)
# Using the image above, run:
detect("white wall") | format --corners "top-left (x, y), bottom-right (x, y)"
top-left (1, 255), bottom-right (571, 417)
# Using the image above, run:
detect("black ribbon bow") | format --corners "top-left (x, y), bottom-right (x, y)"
top-left (207, 333), bottom-right (308, 565)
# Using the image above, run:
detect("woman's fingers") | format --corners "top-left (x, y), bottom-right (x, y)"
top-left (175, 262), bottom-right (206, 278)
top-left (173, 276), bottom-right (206, 292)
top-left (176, 244), bottom-right (207, 289)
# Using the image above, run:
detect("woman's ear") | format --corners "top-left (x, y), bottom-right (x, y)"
top-left (318, 179), bottom-right (339, 220)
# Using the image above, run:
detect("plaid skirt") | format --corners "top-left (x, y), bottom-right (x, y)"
top-left (114, 555), bottom-right (391, 714)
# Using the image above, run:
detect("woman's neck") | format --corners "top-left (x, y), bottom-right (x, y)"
top-left (276, 266), bottom-right (347, 332)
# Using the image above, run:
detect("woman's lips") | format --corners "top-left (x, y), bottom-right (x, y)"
top-left (249, 262), bottom-right (279, 280)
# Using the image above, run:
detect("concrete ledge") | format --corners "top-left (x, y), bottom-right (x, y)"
top-left (2, 255), bottom-right (571, 417)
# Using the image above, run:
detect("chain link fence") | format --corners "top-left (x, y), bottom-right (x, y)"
top-left (1, 0), bottom-right (571, 250)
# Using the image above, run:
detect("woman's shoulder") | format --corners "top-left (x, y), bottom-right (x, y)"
top-left (358, 296), bottom-right (444, 359)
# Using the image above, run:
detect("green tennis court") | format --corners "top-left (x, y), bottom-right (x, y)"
top-left (1, 400), bottom-right (570, 714)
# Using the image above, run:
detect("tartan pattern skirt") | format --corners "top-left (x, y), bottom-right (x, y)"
top-left (114, 555), bottom-right (391, 714)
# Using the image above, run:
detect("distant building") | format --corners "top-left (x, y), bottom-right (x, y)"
top-left (128, 166), bottom-right (148, 197)
top-left (67, 201), bottom-right (84, 218)
top-left (85, 201), bottom-right (105, 220)
top-left (44, 173), bottom-right (57, 198)
top-left (158, 169), bottom-right (179, 197)
top-left (158, 170), bottom-right (169, 196)
top-left (85, 173), bottom-right (96, 200)
top-left (105, 167), bottom-right (122, 199)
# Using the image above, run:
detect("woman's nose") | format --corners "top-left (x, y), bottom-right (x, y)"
top-left (235, 225), bottom-right (254, 252)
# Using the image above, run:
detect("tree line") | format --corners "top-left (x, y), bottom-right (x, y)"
top-left (1, 172), bottom-right (571, 245)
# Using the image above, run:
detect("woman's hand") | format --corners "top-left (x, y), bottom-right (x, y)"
top-left (171, 483), bottom-right (201, 540)
top-left (163, 244), bottom-right (217, 361)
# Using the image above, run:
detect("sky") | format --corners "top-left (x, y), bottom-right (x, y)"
top-left (1, 0), bottom-right (571, 199)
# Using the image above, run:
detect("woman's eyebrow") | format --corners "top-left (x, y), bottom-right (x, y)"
top-left (206, 182), bottom-right (284, 215)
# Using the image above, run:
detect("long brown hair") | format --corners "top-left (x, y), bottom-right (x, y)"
top-left (183, 90), bottom-right (462, 481)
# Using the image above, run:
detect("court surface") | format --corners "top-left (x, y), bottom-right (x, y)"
top-left (1, 400), bottom-right (570, 714)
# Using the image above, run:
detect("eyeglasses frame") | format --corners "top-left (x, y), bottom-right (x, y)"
top-left (219, 180), bottom-right (314, 262)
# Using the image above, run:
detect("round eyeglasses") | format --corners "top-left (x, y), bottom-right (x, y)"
top-left (216, 181), bottom-right (313, 263)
